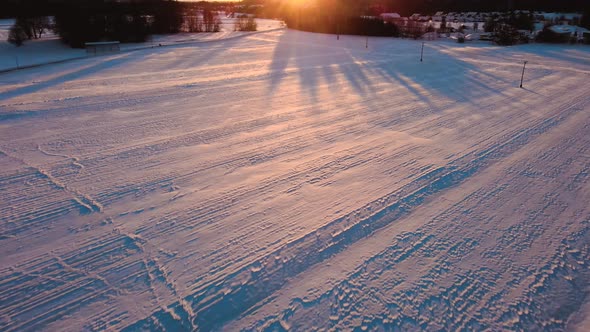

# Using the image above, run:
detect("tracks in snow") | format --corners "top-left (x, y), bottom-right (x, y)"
top-left (1, 31), bottom-right (590, 331)
top-left (124, 83), bottom-right (590, 331)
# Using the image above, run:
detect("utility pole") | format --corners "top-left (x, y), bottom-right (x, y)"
top-left (420, 42), bottom-right (425, 62)
top-left (520, 60), bottom-right (528, 88)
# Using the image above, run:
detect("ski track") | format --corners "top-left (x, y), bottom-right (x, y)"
top-left (0, 30), bottom-right (589, 331)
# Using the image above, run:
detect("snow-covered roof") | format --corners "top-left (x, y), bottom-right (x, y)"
top-left (380, 13), bottom-right (401, 19)
top-left (541, 12), bottom-right (582, 20)
top-left (548, 25), bottom-right (589, 35)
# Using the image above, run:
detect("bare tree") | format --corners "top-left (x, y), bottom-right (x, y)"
top-left (187, 15), bottom-right (203, 32)
top-left (12, 16), bottom-right (50, 40)
top-left (203, 9), bottom-right (221, 32)
top-left (234, 15), bottom-right (257, 32)
top-left (30, 16), bottom-right (50, 39)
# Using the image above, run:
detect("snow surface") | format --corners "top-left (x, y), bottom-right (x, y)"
top-left (0, 18), bottom-right (284, 72)
top-left (1, 29), bottom-right (590, 331)
top-left (548, 25), bottom-right (589, 37)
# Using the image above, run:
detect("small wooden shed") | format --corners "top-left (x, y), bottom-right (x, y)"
top-left (85, 41), bottom-right (120, 55)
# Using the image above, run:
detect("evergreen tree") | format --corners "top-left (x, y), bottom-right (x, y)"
top-left (440, 16), bottom-right (447, 33)
top-left (152, 1), bottom-right (184, 34)
top-left (581, 6), bottom-right (590, 29)
top-left (8, 24), bottom-right (27, 46)
top-left (235, 15), bottom-right (257, 32)
top-left (494, 23), bottom-right (519, 45)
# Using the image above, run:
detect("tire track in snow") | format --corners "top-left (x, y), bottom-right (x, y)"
top-left (2, 33), bottom-right (589, 331)
top-left (230, 100), bottom-right (590, 331)
top-left (122, 87), bottom-right (589, 331)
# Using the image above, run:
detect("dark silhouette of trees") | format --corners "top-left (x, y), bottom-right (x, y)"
top-left (5, 0), bottom-right (588, 47)
top-left (235, 15), bottom-right (258, 31)
top-left (2, 0), bottom-right (53, 19)
top-left (440, 16), bottom-right (448, 33)
top-left (152, 1), bottom-right (184, 34)
top-left (535, 26), bottom-right (571, 43)
top-left (484, 18), bottom-right (498, 32)
top-left (493, 24), bottom-right (520, 45)
top-left (507, 12), bottom-right (534, 31)
top-left (53, 3), bottom-right (106, 48)
top-left (581, 5), bottom-right (590, 29)
top-left (8, 24), bottom-right (27, 46)
top-left (5, 0), bottom-right (52, 46)
top-left (13, 16), bottom-right (50, 40)
top-left (52, 0), bottom-right (184, 48)
top-left (281, 1), bottom-right (399, 37)
top-left (187, 15), bottom-right (204, 33)
top-left (4, 0), bottom-right (588, 20)
top-left (265, 0), bottom-right (586, 19)
top-left (6, 17), bottom-right (50, 46)
top-left (203, 8), bottom-right (221, 32)
top-left (404, 0), bottom-right (586, 16)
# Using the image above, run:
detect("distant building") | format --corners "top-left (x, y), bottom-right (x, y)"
top-left (409, 13), bottom-right (430, 22)
top-left (380, 13), bottom-right (403, 24)
top-left (380, 13), bottom-right (401, 20)
top-left (548, 25), bottom-right (590, 41)
top-left (432, 12), bottom-right (445, 22)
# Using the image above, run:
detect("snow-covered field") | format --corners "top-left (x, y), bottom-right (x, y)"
top-left (0, 18), bottom-right (284, 72)
top-left (1, 29), bottom-right (589, 331)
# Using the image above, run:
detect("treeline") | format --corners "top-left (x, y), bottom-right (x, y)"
top-left (407, 0), bottom-right (588, 16)
top-left (55, 1), bottom-right (189, 47)
top-left (4, 0), bottom-right (588, 20)
top-left (2, 0), bottom-right (54, 19)
top-left (263, 1), bottom-right (398, 37)
top-left (283, 12), bottom-right (399, 37)
top-left (260, 0), bottom-right (588, 18)
top-left (53, 1), bottom-right (156, 47)
top-left (6, 0), bottom-right (226, 48)
top-left (483, 12), bottom-right (535, 32)
top-left (265, 0), bottom-right (590, 42)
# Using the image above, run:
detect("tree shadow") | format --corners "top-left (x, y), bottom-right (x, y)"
top-left (520, 87), bottom-right (542, 95)
top-left (0, 35), bottom-right (247, 103)
top-left (502, 43), bottom-right (590, 67)
top-left (372, 42), bottom-right (512, 106)
top-left (153, 37), bottom-right (247, 70)
top-left (268, 30), bottom-right (297, 95)
top-left (0, 52), bottom-right (138, 101)
top-left (266, 32), bottom-right (513, 112)
top-left (267, 30), bottom-right (377, 103)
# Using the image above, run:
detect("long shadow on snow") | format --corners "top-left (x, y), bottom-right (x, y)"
top-left (268, 30), bottom-right (375, 103)
top-left (0, 53), bottom-right (139, 102)
top-left (121, 70), bottom-right (585, 331)
top-left (122, 33), bottom-right (567, 332)
top-left (0, 42), bottom-right (237, 122)
top-left (372, 42), bottom-right (511, 107)
top-left (149, 36), bottom-right (250, 70)
top-left (0, 36), bottom-right (247, 107)
top-left (492, 43), bottom-right (590, 68)
top-left (267, 32), bottom-right (511, 117)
